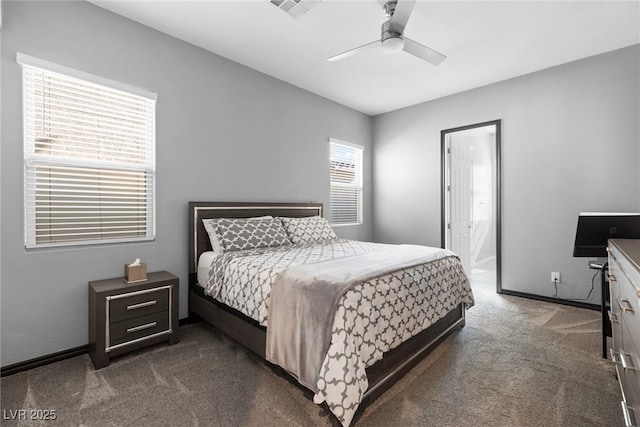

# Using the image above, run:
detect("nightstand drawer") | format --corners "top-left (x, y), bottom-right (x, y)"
top-left (109, 287), bottom-right (169, 323)
top-left (109, 311), bottom-right (170, 347)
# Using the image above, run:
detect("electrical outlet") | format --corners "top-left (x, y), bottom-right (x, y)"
top-left (551, 272), bottom-right (561, 283)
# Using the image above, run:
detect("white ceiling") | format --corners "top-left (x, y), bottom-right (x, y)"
top-left (88, 0), bottom-right (640, 116)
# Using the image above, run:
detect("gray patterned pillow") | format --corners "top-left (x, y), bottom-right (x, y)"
top-left (202, 216), bottom-right (273, 253)
top-left (213, 217), bottom-right (292, 252)
top-left (279, 216), bottom-right (337, 244)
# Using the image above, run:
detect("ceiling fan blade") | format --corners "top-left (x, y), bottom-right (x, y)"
top-left (403, 37), bottom-right (446, 66)
top-left (326, 40), bottom-right (380, 62)
top-left (388, 0), bottom-right (416, 35)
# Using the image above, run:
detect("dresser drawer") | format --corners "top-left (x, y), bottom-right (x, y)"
top-left (609, 308), bottom-right (624, 352)
top-left (109, 287), bottom-right (169, 323)
top-left (611, 302), bottom-right (640, 426)
top-left (614, 280), bottom-right (640, 353)
top-left (616, 365), bottom-right (640, 427)
top-left (109, 311), bottom-right (170, 347)
top-left (610, 244), bottom-right (640, 296)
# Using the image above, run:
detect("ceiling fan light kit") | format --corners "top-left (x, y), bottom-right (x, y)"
top-left (381, 36), bottom-right (404, 54)
top-left (326, 0), bottom-right (446, 66)
top-left (381, 20), bottom-right (404, 54)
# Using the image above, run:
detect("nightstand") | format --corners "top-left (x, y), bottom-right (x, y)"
top-left (89, 271), bottom-right (179, 369)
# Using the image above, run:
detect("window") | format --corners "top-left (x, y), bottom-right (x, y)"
top-left (19, 54), bottom-right (157, 248)
top-left (329, 138), bottom-right (363, 225)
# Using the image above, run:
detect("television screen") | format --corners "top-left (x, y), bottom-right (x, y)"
top-left (573, 212), bottom-right (640, 257)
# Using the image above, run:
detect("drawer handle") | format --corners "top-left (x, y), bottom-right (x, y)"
top-left (621, 401), bottom-right (636, 427)
top-left (608, 311), bottom-right (620, 324)
top-left (618, 298), bottom-right (635, 314)
top-left (127, 322), bottom-right (157, 333)
top-left (609, 274), bottom-right (617, 282)
top-left (127, 300), bottom-right (157, 310)
top-left (610, 348), bottom-right (621, 365)
top-left (610, 348), bottom-right (638, 371)
top-left (620, 350), bottom-right (638, 372)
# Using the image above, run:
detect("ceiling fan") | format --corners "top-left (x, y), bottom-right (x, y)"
top-left (326, 0), bottom-right (446, 66)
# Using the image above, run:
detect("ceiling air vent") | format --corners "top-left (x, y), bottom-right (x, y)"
top-left (270, 0), bottom-right (321, 18)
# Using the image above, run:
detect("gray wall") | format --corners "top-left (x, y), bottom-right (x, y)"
top-left (0, 1), bottom-right (372, 366)
top-left (373, 44), bottom-right (640, 304)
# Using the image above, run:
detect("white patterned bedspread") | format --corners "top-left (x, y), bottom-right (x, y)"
top-left (202, 239), bottom-right (474, 426)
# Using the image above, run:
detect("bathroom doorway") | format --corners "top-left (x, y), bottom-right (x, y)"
top-left (442, 120), bottom-right (501, 292)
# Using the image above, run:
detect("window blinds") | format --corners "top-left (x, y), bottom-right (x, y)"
top-left (19, 54), bottom-right (156, 247)
top-left (329, 139), bottom-right (363, 225)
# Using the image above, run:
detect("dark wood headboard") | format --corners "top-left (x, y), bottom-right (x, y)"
top-left (188, 201), bottom-right (323, 282)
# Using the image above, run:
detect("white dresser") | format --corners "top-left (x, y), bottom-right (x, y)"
top-left (609, 239), bottom-right (640, 426)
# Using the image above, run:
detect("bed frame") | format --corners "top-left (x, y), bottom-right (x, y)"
top-left (188, 201), bottom-right (465, 410)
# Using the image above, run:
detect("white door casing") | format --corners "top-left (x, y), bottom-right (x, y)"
top-left (442, 120), bottom-right (501, 292)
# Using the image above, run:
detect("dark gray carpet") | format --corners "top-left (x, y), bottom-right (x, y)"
top-left (1, 280), bottom-right (622, 426)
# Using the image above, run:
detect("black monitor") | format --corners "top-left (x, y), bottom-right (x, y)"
top-left (573, 212), bottom-right (640, 257)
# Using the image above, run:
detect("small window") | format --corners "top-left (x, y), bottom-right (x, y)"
top-left (329, 138), bottom-right (363, 225)
top-left (19, 54), bottom-right (157, 248)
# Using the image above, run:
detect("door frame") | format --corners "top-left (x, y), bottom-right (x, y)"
top-left (441, 119), bottom-right (502, 292)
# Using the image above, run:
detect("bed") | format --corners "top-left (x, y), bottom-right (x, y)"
top-left (188, 201), bottom-right (474, 425)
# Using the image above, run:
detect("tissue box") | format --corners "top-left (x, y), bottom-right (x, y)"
top-left (124, 263), bottom-right (147, 283)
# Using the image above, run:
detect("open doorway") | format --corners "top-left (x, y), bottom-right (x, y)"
top-left (441, 120), bottom-right (501, 292)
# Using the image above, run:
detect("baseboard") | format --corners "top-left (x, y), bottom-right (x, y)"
top-left (1, 318), bottom-right (193, 377)
top-left (178, 317), bottom-right (197, 326)
top-left (1, 345), bottom-right (89, 377)
top-left (498, 289), bottom-right (599, 311)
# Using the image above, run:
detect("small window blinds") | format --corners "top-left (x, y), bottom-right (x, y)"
top-left (329, 139), bottom-right (363, 225)
top-left (19, 54), bottom-right (157, 248)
